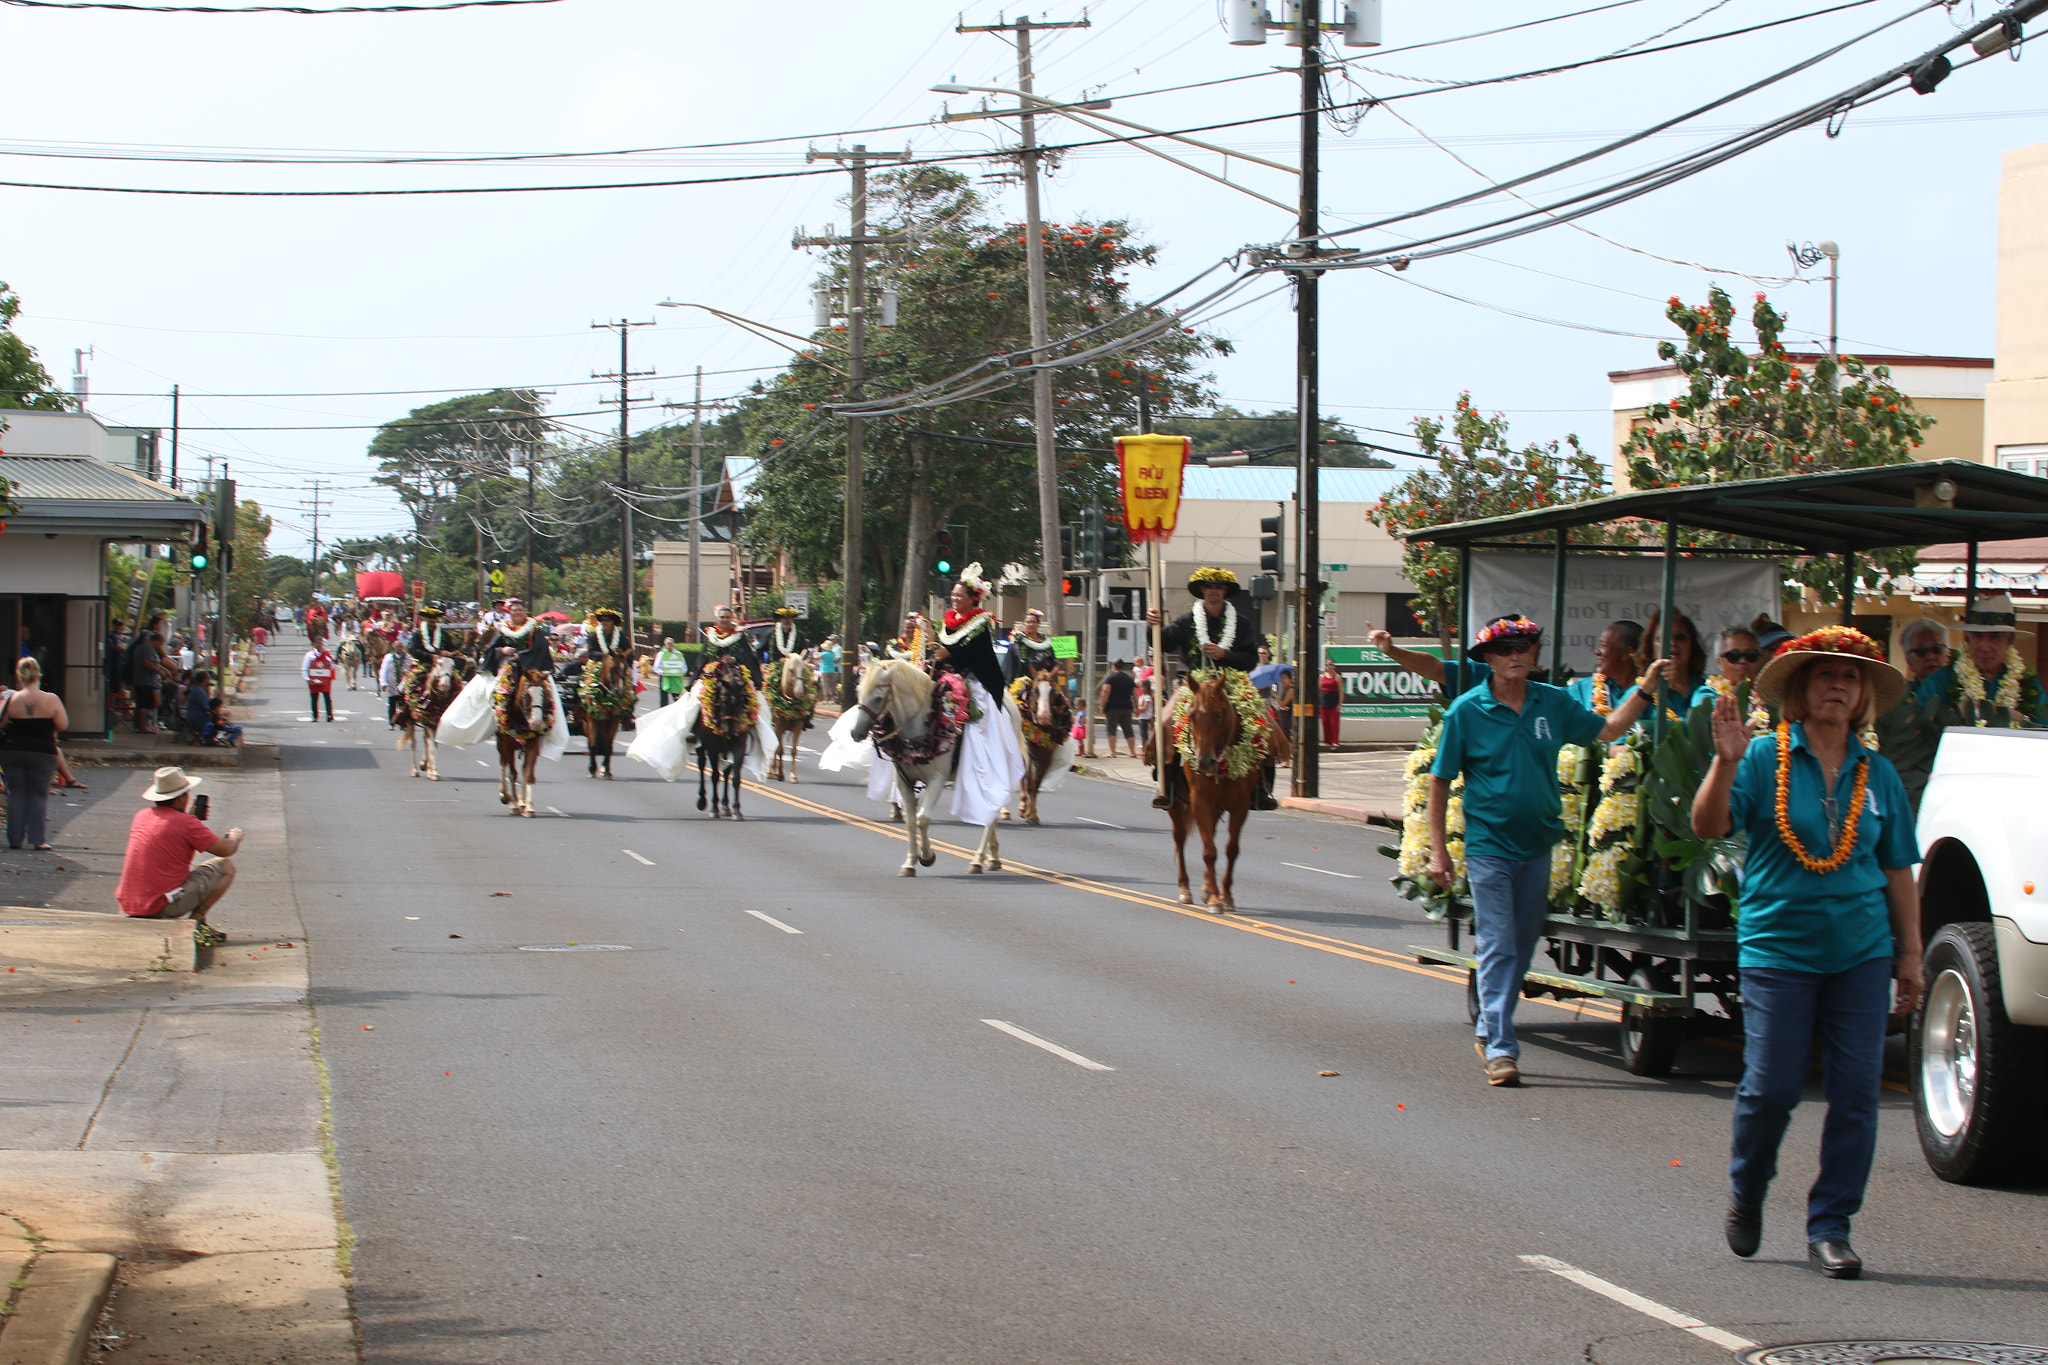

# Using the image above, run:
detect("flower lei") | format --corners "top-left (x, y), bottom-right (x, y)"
top-left (492, 617), bottom-right (543, 642)
top-left (702, 625), bottom-right (745, 649)
top-left (1008, 675), bottom-right (1073, 750)
top-left (417, 621), bottom-right (445, 652)
top-left (588, 622), bottom-right (626, 654)
top-left (578, 662), bottom-right (637, 722)
top-left (491, 668), bottom-right (555, 741)
top-left (1192, 601), bottom-right (1238, 654)
top-left (1955, 646), bottom-right (2026, 726)
top-left (871, 671), bottom-right (968, 766)
top-left (1168, 667), bottom-right (1275, 780)
top-left (772, 621), bottom-right (799, 658)
top-left (1773, 722), bottom-right (1869, 874)
top-left (938, 609), bottom-right (991, 647)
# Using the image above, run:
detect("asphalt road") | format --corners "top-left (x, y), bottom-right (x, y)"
top-left (247, 641), bottom-right (2048, 1364)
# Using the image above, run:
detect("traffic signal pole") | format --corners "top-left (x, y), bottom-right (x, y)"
top-left (1293, 0), bottom-right (1324, 799)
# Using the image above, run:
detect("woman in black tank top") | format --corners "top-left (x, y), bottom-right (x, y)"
top-left (2, 657), bottom-right (68, 850)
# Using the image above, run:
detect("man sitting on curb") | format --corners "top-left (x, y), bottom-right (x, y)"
top-left (114, 766), bottom-right (244, 947)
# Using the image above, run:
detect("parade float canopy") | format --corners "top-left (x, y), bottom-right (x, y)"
top-left (1402, 460), bottom-right (2048, 553)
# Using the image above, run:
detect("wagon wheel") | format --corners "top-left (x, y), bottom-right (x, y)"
top-left (1618, 965), bottom-right (1683, 1077)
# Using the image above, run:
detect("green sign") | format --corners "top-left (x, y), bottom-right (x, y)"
top-left (1322, 563), bottom-right (1349, 573)
top-left (1326, 644), bottom-right (1444, 719)
top-left (1050, 632), bottom-right (1080, 660)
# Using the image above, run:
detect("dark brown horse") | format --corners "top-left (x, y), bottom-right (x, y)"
top-left (393, 655), bottom-right (459, 780)
top-left (692, 658), bottom-right (753, 819)
top-left (1165, 676), bottom-right (1288, 913)
top-left (495, 667), bottom-right (552, 817)
top-left (1015, 665), bottom-right (1072, 825)
top-left (581, 650), bottom-right (637, 779)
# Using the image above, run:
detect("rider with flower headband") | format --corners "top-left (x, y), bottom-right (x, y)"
top-left (1144, 567), bottom-right (1279, 811)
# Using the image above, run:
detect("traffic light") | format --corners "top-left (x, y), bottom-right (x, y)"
top-left (1103, 509), bottom-right (1129, 569)
top-left (1259, 510), bottom-right (1284, 574)
top-left (1078, 505), bottom-right (1105, 569)
top-left (1061, 577), bottom-right (1078, 598)
top-left (933, 525), bottom-right (955, 577)
top-left (190, 524), bottom-right (209, 571)
top-left (1059, 525), bottom-right (1074, 572)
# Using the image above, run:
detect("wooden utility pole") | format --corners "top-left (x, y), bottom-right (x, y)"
top-left (960, 12), bottom-right (1089, 634)
top-left (593, 320), bottom-right (654, 637)
top-left (797, 144), bottom-right (910, 705)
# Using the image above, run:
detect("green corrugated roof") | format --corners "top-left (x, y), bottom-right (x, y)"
top-left (0, 455), bottom-right (192, 503)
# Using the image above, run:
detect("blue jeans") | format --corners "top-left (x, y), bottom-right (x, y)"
top-left (1468, 854), bottom-right (1551, 1060)
top-left (1728, 956), bottom-right (1891, 1242)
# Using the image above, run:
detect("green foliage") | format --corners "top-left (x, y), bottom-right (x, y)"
top-left (368, 389), bottom-right (544, 558)
top-left (556, 553), bottom-right (648, 619)
top-left (272, 573), bottom-right (313, 607)
top-left (745, 583), bottom-right (843, 639)
top-left (226, 500), bottom-right (271, 633)
top-left (1367, 395), bottom-right (1609, 643)
top-left (0, 282), bottom-right (66, 413)
top-left (1623, 286), bottom-right (1935, 602)
top-left (106, 548), bottom-right (176, 623)
top-left (1637, 702), bottom-right (1744, 926)
top-left (1185, 406), bottom-right (1392, 467)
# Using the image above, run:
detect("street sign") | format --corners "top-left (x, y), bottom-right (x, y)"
top-left (489, 569), bottom-right (505, 589)
top-left (785, 588), bottom-right (810, 618)
top-left (1322, 563), bottom-right (1349, 572)
top-left (1326, 644), bottom-right (1444, 719)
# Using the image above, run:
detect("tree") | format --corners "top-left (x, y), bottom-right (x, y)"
top-left (272, 574), bottom-right (313, 607)
top-left (1623, 285), bottom-right (1935, 601)
top-left (367, 389), bottom-right (543, 560)
top-left (226, 501), bottom-right (271, 634)
top-left (1368, 395), bottom-right (1609, 645)
top-left (739, 166), bottom-right (1229, 637)
top-left (1184, 407), bottom-right (1393, 467)
top-left (0, 282), bottom-right (66, 413)
top-left (557, 553), bottom-right (648, 619)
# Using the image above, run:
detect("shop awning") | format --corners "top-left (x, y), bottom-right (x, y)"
top-left (1, 454), bottom-right (206, 539)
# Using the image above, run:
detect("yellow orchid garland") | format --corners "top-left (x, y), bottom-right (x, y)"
top-left (1956, 645), bottom-right (2026, 726)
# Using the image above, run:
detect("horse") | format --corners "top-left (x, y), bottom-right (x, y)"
top-left (337, 636), bottom-right (365, 691)
top-left (767, 653), bottom-right (818, 782)
top-left (1163, 674), bottom-right (1289, 913)
top-left (579, 650), bottom-right (637, 779)
top-left (692, 658), bottom-right (754, 819)
top-left (393, 655), bottom-right (460, 780)
top-left (494, 666), bottom-right (553, 817)
top-left (849, 659), bottom-right (1005, 877)
top-left (1011, 665), bottom-right (1072, 825)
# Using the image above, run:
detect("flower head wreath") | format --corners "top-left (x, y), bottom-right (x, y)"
top-left (1472, 616), bottom-right (1543, 654)
top-left (955, 562), bottom-right (992, 600)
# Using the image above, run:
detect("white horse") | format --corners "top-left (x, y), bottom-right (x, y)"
top-left (848, 660), bottom-right (1006, 877)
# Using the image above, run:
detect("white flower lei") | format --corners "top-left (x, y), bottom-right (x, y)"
top-left (418, 621), bottom-right (445, 651)
top-left (772, 621), bottom-right (799, 657)
top-left (589, 623), bottom-right (626, 654)
top-left (1956, 645), bottom-right (2026, 726)
top-left (493, 617), bottom-right (543, 642)
top-left (1193, 601), bottom-right (1238, 653)
top-left (702, 625), bottom-right (745, 649)
top-left (937, 610), bottom-right (991, 647)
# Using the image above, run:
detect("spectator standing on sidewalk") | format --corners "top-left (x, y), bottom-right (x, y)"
top-left (1318, 659), bottom-right (1344, 748)
top-left (1097, 660), bottom-right (1138, 758)
top-left (115, 766), bottom-right (241, 946)
top-left (126, 629), bottom-right (169, 734)
top-left (377, 645), bottom-right (404, 726)
top-left (655, 637), bottom-right (691, 707)
top-left (1, 658), bottom-right (67, 850)
top-left (1691, 627), bottom-right (1921, 1281)
top-left (303, 642), bottom-right (336, 721)
top-left (1429, 615), bottom-right (1666, 1087)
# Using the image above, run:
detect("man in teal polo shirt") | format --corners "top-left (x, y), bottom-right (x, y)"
top-left (1429, 614), bottom-right (1669, 1086)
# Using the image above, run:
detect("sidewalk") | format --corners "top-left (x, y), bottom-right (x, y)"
top-left (1074, 744), bottom-right (1410, 825)
top-left (0, 756), bottom-right (354, 1361)
top-left (73, 650), bottom-right (278, 772)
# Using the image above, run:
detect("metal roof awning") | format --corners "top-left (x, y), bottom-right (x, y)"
top-left (1403, 460), bottom-right (2048, 554)
top-left (1, 454), bottom-right (205, 540)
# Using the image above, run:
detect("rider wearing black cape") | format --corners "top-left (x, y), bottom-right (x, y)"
top-left (1146, 566), bottom-right (1280, 811)
top-left (1003, 607), bottom-right (1060, 686)
top-left (695, 604), bottom-right (763, 686)
top-left (476, 599), bottom-right (553, 676)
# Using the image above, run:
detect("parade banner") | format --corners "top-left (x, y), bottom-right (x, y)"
top-left (1469, 553), bottom-right (1779, 667)
top-left (1115, 434), bottom-right (1191, 544)
top-left (1327, 645), bottom-right (1446, 719)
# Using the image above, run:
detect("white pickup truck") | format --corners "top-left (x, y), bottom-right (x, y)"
top-left (1911, 727), bottom-right (2048, 1182)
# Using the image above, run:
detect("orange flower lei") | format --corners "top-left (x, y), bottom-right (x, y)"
top-left (1772, 721), bottom-right (1869, 874)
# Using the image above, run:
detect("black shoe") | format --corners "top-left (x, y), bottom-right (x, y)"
top-left (1808, 1238), bottom-right (1862, 1279)
top-left (1724, 1202), bottom-right (1761, 1258)
top-left (1253, 794), bottom-right (1282, 811)
top-left (1151, 793), bottom-right (1175, 810)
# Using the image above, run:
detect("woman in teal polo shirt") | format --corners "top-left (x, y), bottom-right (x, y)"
top-left (1692, 625), bottom-right (1923, 1281)
top-left (1428, 615), bottom-right (1669, 1087)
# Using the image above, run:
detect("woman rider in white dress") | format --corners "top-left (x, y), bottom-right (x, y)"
top-left (928, 566), bottom-right (1029, 827)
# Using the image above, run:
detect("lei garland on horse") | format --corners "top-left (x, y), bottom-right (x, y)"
top-left (697, 658), bottom-right (760, 737)
top-left (578, 662), bottom-right (638, 722)
top-left (1169, 668), bottom-right (1279, 780)
top-left (492, 667), bottom-right (556, 741)
top-left (872, 671), bottom-right (970, 768)
top-left (1008, 674), bottom-right (1071, 749)
top-left (769, 673), bottom-right (814, 727)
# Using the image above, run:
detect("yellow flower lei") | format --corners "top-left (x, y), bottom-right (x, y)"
top-left (1772, 721), bottom-right (1869, 875)
top-left (1956, 645), bottom-right (2026, 726)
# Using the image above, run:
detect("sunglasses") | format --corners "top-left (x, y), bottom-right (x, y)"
top-left (1489, 641), bottom-right (1539, 657)
top-left (1907, 646), bottom-right (1946, 658)
top-left (1720, 648), bottom-right (1762, 664)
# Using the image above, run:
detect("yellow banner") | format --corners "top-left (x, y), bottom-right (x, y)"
top-left (1116, 434), bottom-right (1191, 545)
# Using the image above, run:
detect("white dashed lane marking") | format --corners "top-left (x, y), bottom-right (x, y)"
top-left (746, 910), bottom-right (803, 934)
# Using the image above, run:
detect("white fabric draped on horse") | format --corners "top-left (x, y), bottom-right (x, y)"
top-left (625, 675), bottom-right (777, 782)
top-left (435, 672), bottom-right (571, 761)
top-left (820, 673), bottom-right (1027, 827)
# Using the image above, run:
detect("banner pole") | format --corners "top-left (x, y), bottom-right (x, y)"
top-left (1150, 538), bottom-right (1168, 801)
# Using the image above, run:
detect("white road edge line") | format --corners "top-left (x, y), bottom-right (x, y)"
top-left (1282, 862), bottom-right (1360, 879)
top-left (746, 910), bottom-right (803, 934)
top-left (981, 1019), bottom-right (1115, 1072)
top-left (1517, 1255), bottom-right (1756, 1353)
top-left (622, 849), bottom-right (655, 866)
top-left (1075, 817), bottom-right (1126, 830)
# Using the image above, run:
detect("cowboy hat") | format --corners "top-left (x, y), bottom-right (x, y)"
top-left (1957, 593), bottom-right (2035, 636)
top-left (589, 607), bottom-right (623, 622)
top-left (1755, 625), bottom-right (1905, 711)
top-left (773, 605), bottom-right (801, 619)
top-left (1187, 566), bottom-right (1238, 596)
top-left (417, 605), bottom-right (445, 618)
top-left (142, 766), bottom-right (202, 803)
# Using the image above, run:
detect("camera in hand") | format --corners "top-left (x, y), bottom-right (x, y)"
top-left (193, 794), bottom-right (210, 822)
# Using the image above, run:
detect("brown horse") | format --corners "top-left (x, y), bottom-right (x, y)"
top-left (767, 653), bottom-right (817, 783)
top-left (1164, 675), bottom-right (1288, 913)
top-left (393, 655), bottom-right (460, 780)
top-left (495, 667), bottom-right (552, 817)
top-left (1014, 666), bottom-right (1072, 825)
top-left (581, 650), bottom-right (637, 779)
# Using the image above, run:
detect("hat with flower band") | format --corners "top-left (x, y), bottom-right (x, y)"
top-left (1470, 615), bottom-right (1543, 658)
top-left (1187, 566), bottom-right (1239, 596)
top-left (773, 605), bottom-right (801, 619)
top-left (1754, 624), bottom-right (1905, 711)
top-left (1957, 592), bottom-right (2034, 636)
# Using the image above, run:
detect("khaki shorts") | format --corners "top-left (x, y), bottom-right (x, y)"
top-left (154, 857), bottom-right (226, 919)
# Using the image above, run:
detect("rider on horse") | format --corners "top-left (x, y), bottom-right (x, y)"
top-left (1003, 608), bottom-right (1059, 686)
top-left (477, 598), bottom-right (553, 678)
top-left (696, 604), bottom-right (763, 685)
top-left (885, 613), bottom-right (927, 665)
top-left (577, 608), bottom-right (638, 722)
top-left (1146, 566), bottom-right (1282, 812)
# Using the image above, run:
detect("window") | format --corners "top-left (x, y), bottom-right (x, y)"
top-left (1998, 444), bottom-right (2048, 479)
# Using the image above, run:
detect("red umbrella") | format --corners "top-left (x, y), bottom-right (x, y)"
top-left (536, 611), bottom-right (571, 623)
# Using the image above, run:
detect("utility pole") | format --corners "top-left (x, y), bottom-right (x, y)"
top-left (301, 478), bottom-right (332, 600)
top-left (960, 12), bottom-right (1089, 636)
top-left (168, 384), bottom-right (180, 490)
top-left (1294, 0), bottom-right (1324, 800)
top-left (690, 366), bottom-right (705, 635)
top-left (797, 143), bottom-right (910, 706)
top-left (594, 319), bottom-right (655, 640)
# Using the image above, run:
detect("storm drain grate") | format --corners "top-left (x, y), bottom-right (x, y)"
top-left (1741, 1344), bottom-right (2048, 1365)
top-left (516, 944), bottom-right (634, 952)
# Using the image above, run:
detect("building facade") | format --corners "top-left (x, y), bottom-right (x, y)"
top-left (1988, 140), bottom-right (2048, 476)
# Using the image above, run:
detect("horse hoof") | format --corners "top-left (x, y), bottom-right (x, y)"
top-left (732, 811), bottom-right (744, 821)
top-left (499, 795), bottom-right (511, 806)
top-left (918, 854), bottom-right (936, 868)
top-left (899, 867), bottom-right (916, 877)
top-left (1180, 892), bottom-right (1195, 905)
top-left (605, 772), bottom-right (614, 780)
top-left (968, 864), bottom-right (983, 875)
top-left (1026, 816), bottom-right (1040, 826)
top-left (987, 859), bottom-right (1002, 872)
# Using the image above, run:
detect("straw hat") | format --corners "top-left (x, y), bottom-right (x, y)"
top-left (1187, 566), bottom-right (1238, 596)
top-left (1755, 625), bottom-right (1905, 711)
top-left (141, 766), bottom-right (202, 803)
top-left (1957, 593), bottom-right (2034, 636)
top-left (1470, 614), bottom-right (1544, 659)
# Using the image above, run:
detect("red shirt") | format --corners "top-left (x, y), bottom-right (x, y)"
top-left (116, 805), bottom-right (218, 917)
top-left (252, 627), bottom-right (269, 646)
top-left (305, 649), bottom-right (335, 692)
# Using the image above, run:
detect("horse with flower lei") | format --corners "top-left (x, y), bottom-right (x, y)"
top-left (492, 665), bottom-right (555, 817)
top-left (850, 659), bottom-right (1005, 875)
top-left (578, 645), bottom-right (638, 779)
top-left (767, 652), bottom-right (819, 783)
top-left (692, 657), bottom-right (758, 818)
top-left (1163, 669), bottom-right (1289, 912)
top-left (1007, 664), bottom-right (1072, 824)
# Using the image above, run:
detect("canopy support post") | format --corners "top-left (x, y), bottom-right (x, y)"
top-left (1457, 543), bottom-right (1472, 695)
top-left (1839, 551), bottom-right (1856, 627)
top-left (1656, 521), bottom-right (1677, 741)
top-left (1550, 527), bottom-right (1568, 683)
top-left (1966, 541), bottom-right (1979, 616)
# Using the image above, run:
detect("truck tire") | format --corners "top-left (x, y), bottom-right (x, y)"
top-left (1618, 966), bottom-right (1682, 1077)
top-left (1911, 921), bottom-right (2047, 1184)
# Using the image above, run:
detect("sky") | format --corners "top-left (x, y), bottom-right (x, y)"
top-left (0, 0), bottom-right (2042, 560)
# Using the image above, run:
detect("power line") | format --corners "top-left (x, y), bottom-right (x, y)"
top-left (1, 0), bottom-right (560, 10)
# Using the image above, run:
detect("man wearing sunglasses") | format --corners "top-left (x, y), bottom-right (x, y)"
top-left (1693, 627), bottom-right (1765, 710)
top-left (1428, 614), bottom-right (1670, 1086)
top-left (1898, 618), bottom-right (1951, 705)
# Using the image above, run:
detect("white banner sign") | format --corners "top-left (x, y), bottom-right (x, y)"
top-left (784, 588), bottom-right (810, 619)
top-left (1470, 553), bottom-right (1779, 668)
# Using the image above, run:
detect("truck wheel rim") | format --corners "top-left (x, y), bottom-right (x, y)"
top-left (1920, 967), bottom-right (1978, 1140)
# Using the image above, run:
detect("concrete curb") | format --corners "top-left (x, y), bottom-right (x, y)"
top-left (1278, 797), bottom-right (1402, 827)
top-left (0, 1250), bottom-right (118, 1365)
